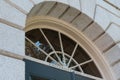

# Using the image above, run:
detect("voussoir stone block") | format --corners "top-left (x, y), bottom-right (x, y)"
top-left (106, 24), bottom-right (120, 43)
top-left (8, 0), bottom-right (34, 14)
top-left (83, 22), bottom-right (104, 41)
top-left (0, 55), bottom-right (25, 80)
top-left (0, 23), bottom-right (25, 55)
top-left (60, 7), bottom-right (80, 22)
top-left (0, 0), bottom-right (26, 28)
top-left (28, 3), bottom-right (43, 17)
top-left (94, 33), bottom-right (115, 52)
top-left (104, 43), bottom-right (120, 65)
top-left (72, 13), bottom-right (92, 31)
top-left (48, 3), bottom-right (68, 18)
top-left (37, 2), bottom-right (56, 16)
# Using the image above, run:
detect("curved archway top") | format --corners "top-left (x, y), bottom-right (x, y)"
top-left (27, 1), bottom-right (120, 55)
top-left (27, 1), bottom-right (94, 32)
top-left (25, 1), bottom-right (117, 80)
top-left (27, 1), bottom-right (114, 49)
top-left (31, 0), bottom-right (81, 11)
top-left (0, 0), bottom-right (120, 80)
top-left (27, 1), bottom-right (108, 52)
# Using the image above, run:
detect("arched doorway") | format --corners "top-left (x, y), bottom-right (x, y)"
top-left (24, 1), bottom-right (115, 80)
top-left (25, 28), bottom-right (102, 80)
top-left (0, 0), bottom-right (119, 80)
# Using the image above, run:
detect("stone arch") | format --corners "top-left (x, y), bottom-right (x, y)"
top-left (25, 1), bottom-right (116, 80)
top-left (0, 0), bottom-right (120, 80)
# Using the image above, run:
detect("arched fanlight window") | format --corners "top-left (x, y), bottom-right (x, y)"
top-left (25, 28), bottom-right (102, 79)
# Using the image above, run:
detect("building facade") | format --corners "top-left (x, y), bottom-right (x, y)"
top-left (0, 0), bottom-right (120, 80)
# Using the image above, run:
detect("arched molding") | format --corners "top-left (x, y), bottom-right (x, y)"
top-left (25, 16), bottom-right (116, 80)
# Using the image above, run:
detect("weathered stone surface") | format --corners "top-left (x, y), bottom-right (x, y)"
top-left (31, 0), bottom-right (43, 4)
top-left (81, 0), bottom-right (96, 19)
top-left (28, 3), bottom-right (43, 17)
top-left (0, 55), bottom-right (25, 80)
top-left (0, 0), bottom-right (26, 28)
top-left (106, 24), bottom-right (120, 43)
top-left (56, 0), bottom-right (68, 4)
top-left (60, 7), bottom-right (80, 22)
top-left (95, 6), bottom-right (111, 30)
top-left (72, 13), bottom-right (92, 31)
top-left (37, 2), bottom-right (56, 16)
top-left (107, 0), bottom-right (120, 9)
top-left (68, 0), bottom-right (81, 10)
top-left (104, 43), bottom-right (120, 65)
top-left (83, 22), bottom-right (104, 41)
top-left (97, 0), bottom-right (120, 18)
top-left (94, 33), bottom-right (115, 52)
top-left (48, 3), bottom-right (68, 18)
top-left (8, 0), bottom-right (34, 14)
top-left (112, 61), bottom-right (120, 80)
top-left (0, 23), bottom-right (25, 55)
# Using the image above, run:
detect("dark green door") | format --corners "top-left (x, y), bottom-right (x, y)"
top-left (25, 59), bottom-right (94, 80)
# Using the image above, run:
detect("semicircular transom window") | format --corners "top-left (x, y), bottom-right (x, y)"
top-left (25, 28), bottom-right (102, 79)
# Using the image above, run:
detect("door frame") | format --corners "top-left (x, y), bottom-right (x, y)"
top-left (24, 59), bottom-right (94, 80)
